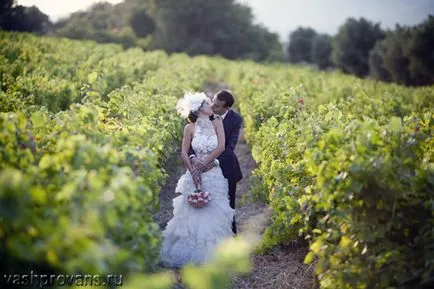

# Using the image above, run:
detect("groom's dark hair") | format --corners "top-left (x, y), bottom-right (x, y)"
top-left (216, 90), bottom-right (234, 108)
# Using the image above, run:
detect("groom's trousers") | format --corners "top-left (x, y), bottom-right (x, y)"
top-left (228, 179), bottom-right (237, 234)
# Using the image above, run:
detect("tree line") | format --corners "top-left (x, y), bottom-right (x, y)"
top-left (1, 0), bottom-right (433, 86)
top-left (0, 0), bottom-right (50, 33)
top-left (288, 16), bottom-right (434, 86)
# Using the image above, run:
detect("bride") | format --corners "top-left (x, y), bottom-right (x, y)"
top-left (159, 91), bottom-right (235, 268)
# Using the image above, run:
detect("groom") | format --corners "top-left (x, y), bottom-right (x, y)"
top-left (189, 90), bottom-right (243, 235)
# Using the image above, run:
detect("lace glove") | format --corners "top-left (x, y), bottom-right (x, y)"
top-left (191, 157), bottom-right (218, 173)
top-left (191, 168), bottom-right (202, 188)
top-left (191, 156), bottom-right (208, 172)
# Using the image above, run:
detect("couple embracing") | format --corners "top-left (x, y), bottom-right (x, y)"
top-left (159, 90), bottom-right (243, 268)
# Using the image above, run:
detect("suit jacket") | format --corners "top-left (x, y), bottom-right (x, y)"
top-left (189, 109), bottom-right (243, 183)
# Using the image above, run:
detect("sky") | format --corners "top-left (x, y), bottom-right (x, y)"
top-left (18, 0), bottom-right (434, 41)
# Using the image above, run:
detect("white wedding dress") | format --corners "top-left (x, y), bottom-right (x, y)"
top-left (159, 116), bottom-right (235, 268)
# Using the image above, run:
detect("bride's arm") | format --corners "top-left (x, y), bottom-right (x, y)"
top-left (202, 119), bottom-right (225, 165)
top-left (181, 124), bottom-right (195, 173)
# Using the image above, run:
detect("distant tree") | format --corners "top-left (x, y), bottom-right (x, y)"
top-left (332, 17), bottom-right (385, 77)
top-left (0, 0), bottom-right (14, 23)
top-left (151, 0), bottom-right (228, 55)
top-left (54, 0), bottom-right (155, 50)
top-left (212, 2), bottom-right (258, 59)
top-left (150, 0), bottom-right (281, 60)
top-left (55, 16), bottom-right (94, 40)
top-left (369, 15), bottom-right (434, 86)
top-left (1, 5), bottom-right (50, 33)
top-left (369, 26), bottom-right (412, 85)
top-left (55, 2), bottom-right (130, 45)
top-left (369, 36), bottom-right (393, 83)
top-left (286, 27), bottom-right (317, 63)
top-left (116, 26), bottom-right (137, 49)
top-left (129, 9), bottom-right (155, 37)
top-left (53, 0), bottom-right (282, 60)
top-left (311, 33), bottom-right (333, 69)
top-left (407, 15), bottom-right (434, 86)
top-left (255, 25), bottom-right (285, 62)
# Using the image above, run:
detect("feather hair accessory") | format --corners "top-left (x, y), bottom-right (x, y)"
top-left (175, 91), bottom-right (208, 118)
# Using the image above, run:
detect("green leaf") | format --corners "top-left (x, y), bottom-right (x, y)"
top-left (30, 111), bottom-right (46, 128)
top-left (389, 116), bottom-right (402, 131)
top-left (87, 71), bottom-right (98, 84)
top-left (339, 236), bottom-right (351, 249)
top-left (304, 251), bottom-right (316, 264)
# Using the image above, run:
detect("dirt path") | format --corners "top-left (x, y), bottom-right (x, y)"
top-left (155, 84), bottom-right (317, 289)
top-left (229, 130), bottom-right (317, 289)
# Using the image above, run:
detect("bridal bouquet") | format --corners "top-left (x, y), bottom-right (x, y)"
top-left (187, 189), bottom-right (212, 208)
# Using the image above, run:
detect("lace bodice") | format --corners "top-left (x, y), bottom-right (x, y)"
top-left (191, 116), bottom-right (218, 159)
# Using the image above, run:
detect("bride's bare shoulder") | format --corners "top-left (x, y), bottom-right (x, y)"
top-left (184, 123), bottom-right (194, 134)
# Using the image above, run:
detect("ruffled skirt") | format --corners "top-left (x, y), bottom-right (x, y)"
top-left (159, 166), bottom-right (235, 268)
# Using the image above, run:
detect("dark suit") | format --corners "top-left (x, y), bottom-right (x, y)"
top-left (189, 109), bottom-right (243, 234)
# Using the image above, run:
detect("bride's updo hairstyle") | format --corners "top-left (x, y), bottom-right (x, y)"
top-left (176, 91), bottom-right (208, 123)
top-left (187, 111), bottom-right (198, 123)
top-left (187, 100), bottom-right (205, 123)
